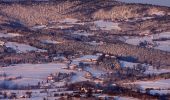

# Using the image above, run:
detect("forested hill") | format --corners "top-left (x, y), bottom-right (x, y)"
top-left (0, 0), bottom-right (169, 26)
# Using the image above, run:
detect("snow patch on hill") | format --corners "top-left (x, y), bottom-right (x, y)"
top-left (5, 42), bottom-right (47, 53)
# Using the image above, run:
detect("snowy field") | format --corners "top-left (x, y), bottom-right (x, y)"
top-left (72, 31), bottom-right (94, 37)
top-left (120, 60), bottom-right (143, 68)
top-left (48, 18), bottom-right (170, 53)
top-left (59, 18), bottom-right (79, 24)
top-left (138, 79), bottom-right (170, 90)
top-left (41, 40), bottom-right (63, 44)
top-left (0, 33), bottom-right (22, 38)
top-left (124, 32), bottom-right (170, 52)
top-left (92, 20), bottom-right (121, 31)
top-left (144, 65), bottom-right (170, 74)
top-left (0, 53), bottom-right (105, 88)
top-left (123, 79), bottom-right (170, 95)
top-left (1, 89), bottom-right (73, 100)
top-left (0, 63), bottom-right (73, 88)
top-left (69, 54), bottom-right (100, 67)
top-left (119, 60), bottom-right (170, 75)
top-left (149, 90), bottom-right (170, 96)
top-left (32, 18), bottom-right (121, 32)
top-left (84, 67), bottom-right (105, 78)
top-left (5, 42), bottom-right (47, 53)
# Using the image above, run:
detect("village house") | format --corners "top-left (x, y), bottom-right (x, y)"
top-left (0, 41), bottom-right (5, 46)
top-left (93, 78), bottom-right (104, 84)
top-left (110, 55), bottom-right (117, 59)
top-left (47, 75), bottom-right (54, 81)
top-left (19, 95), bottom-right (26, 99)
top-left (81, 87), bottom-right (88, 93)
top-left (81, 55), bottom-right (99, 64)
top-left (105, 54), bottom-right (110, 57)
top-left (144, 33), bottom-right (149, 36)
top-left (84, 72), bottom-right (93, 79)
top-left (95, 89), bottom-right (103, 93)
top-left (69, 64), bottom-right (78, 70)
top-left (76, 67), bottom-right (83, 71)
top-left (96, 53), bottom-right (103, 56)
top-left (97, 95), bottom-right (114, 100)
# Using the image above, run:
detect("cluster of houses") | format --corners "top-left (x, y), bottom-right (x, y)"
top-left (0, 41), bottom-right (5, 46)
top-left (0, 50), bottom-right (120, 99)
top-left (47, 72), bottom-right (73, 83)
top-left (0, 91), bottom-right (32, 99)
